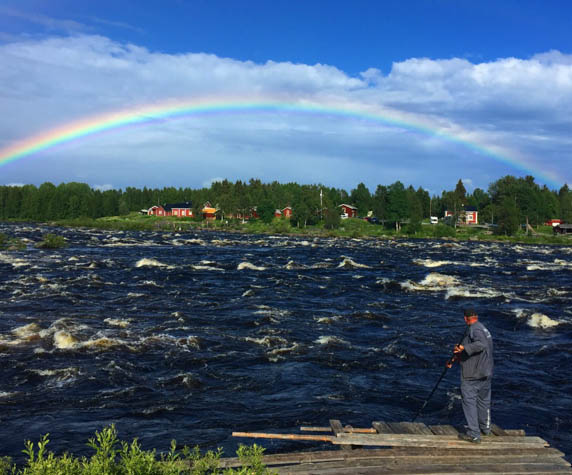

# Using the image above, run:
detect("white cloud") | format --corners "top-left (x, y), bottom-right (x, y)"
top-left (0, 34), bottom-right (571, 190)
top-left (92, 184), bottom-right (114, 191)
top-left (202, 177), bottom-right (225, 188)
top-left (0, 6), bottom-right (89, 34)
top-left (461, 178), bottom-right (474, 190)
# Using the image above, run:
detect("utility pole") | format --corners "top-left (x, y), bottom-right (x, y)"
top-left (320, 188), bottom-right (323, 220)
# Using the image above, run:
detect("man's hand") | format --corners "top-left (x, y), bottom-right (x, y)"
top-left (453, 344), bottom-right (464, 354)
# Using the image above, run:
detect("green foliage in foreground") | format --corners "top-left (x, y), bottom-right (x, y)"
top-left (0, 425), bottom-right (273, 475)
top-left (0, 233), bottom-right (25, 250)
top-left (35, 233), bottom-right (67, 249)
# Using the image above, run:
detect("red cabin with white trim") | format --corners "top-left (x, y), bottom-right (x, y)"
top-left (148, 202), bottom-right (193, 218)
top-left (338, 204), bottom-right (358, 219)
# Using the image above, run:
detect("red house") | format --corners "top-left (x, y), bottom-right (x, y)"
top-left (202, 201), bottom-right (217, 220)
top-left (445, 207), bottom-right (478, 224)
top-left (545, 219), bottom-right (562, 227)
top-left (148, 201), bottom-right (193, 218)
top-left (465, 206), bottom-right (478, 224)
top-left (282, 206), bottom-right (293, 218)
top-left (338, 204), bottom-right (358, 219)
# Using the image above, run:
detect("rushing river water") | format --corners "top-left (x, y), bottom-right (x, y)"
top-left (1, 223), bottom-right (571, 462)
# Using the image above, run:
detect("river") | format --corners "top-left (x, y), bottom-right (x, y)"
top-left (1, 223), bottom-right (571, 462)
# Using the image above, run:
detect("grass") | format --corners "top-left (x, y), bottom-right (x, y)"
top-left (0, 425), bottom-right (273, 475)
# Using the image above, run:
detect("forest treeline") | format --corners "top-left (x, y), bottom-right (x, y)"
top-left (1, 175), bottom-right (571, 234)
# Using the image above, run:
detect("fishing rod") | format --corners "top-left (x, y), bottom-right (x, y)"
top-left (412, 326), bottom-right (469, 422)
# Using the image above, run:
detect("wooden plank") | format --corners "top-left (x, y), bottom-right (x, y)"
top-left (332, 433), bottom-right (549, 449)
top-left (330, 419), bottom-right (354, 450)
top-left (271, 454), bottom-right (570, 468)
top-left (386, 422), bottom-right (433, 435)
top-left (429, 424), bottom-right (459, 435)
top-left (329, 419), bottom-right (344, 435)
top-left (276, 460), bottom-right (572, 474)
top-left (505, 429), bottom-right (527, 437)
top-left (231, 431), bottom-right (333, 442)
top-left (300, 425), bottom-right (376, 434)
top-left (336, 433), bottom-right (549, 445)
top-left (275, 454), bottom-right (572, 474)
top-left (372, 421), bottom-right (394, 433)
top-left (218, 447), bottom-right (567, 468)
top-left (491, 423), bottom-right (509, 436)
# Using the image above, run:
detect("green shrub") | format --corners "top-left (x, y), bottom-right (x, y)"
top-left (271, 219), bottom-right (292, 234)
top-left (432, 224), bottom-right (456, 238)
top-left (0, 233), bottom-right (25, 251)
top-left (0, 456), bottom-right (14, 475)
top-left (404, 220), bottom-right (422, 235)
top-left (35, 234), bottom-right (67, 249)
top-left (235, 444), bottom-right (267, 475)
top-left (7, 425), bottom-right (273, 474)
top-left (323, 210), bottom-right (341, 230)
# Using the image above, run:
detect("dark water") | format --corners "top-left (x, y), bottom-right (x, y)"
top-left (1, 223), bottom-right (571, 462)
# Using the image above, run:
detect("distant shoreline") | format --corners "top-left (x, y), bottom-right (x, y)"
top-left (2, 216), bottom-right (571, 247)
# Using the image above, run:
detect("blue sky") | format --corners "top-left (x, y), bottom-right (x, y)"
top-left (0, 0), bottom-right (571, 194)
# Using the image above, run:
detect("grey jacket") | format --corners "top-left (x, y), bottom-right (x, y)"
top-left (459, 321), bottom-right (494, 380)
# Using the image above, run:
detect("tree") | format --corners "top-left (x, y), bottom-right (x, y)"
top-left (324, 207), bottom-right (341, 229)
top-left (350, 183), bottom-right (372, 216)
top-left (559, 185), bottom-right (572, 222)
top-left (257, 199), bottom-right (275, 224)
top-left (385, 181), bottom-right (408, 230)
top-left (496, 197), bottom-right (519, 235)
top-left (292, 200), bottom-right (310, 228)
top-left (373, 185), bottom-right (387, 221)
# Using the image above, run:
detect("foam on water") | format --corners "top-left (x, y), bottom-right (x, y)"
top-left (192, 264), bottom-right (224, 271)
top-left (104, 318), bottom-right (130, 328)
top-left (528, 313), bottom-right (560, 329)
top-left (135, 258), bottom-right (173, 268)
top-left (413, 259), bottom-right (453, 267)
top-left (0, 391), bottom-right (17, 398)
top-left (314, 335), bottom-right (350, 347)
top-left (337, 257), bottom-right (370, 269)
top-left (0, 253), bottom-right (30, 268)
top-left (237, 262), bottom-right (266, 271)
top-left (401, 272), bottom-right (460, 291)
top-left (244, 336), bottom-right (289, 347)
top-left (513, 309), bottom-right (561, 329)
top-left (285, 260), bottom-right (306, 270)
top-left (53, 330), bottom-right (79, 349)
top-left (445, 287), bottom-right (506, 300)
top-left (12, 323), bottom-right (42, 339)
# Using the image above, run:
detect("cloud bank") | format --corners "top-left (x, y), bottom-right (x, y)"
top-left (0, 34), bottom-right (570, 191)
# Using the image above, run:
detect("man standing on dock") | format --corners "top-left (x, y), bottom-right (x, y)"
top-left (449, 308), bottom-right (494, 444)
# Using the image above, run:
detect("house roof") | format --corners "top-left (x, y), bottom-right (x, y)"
top-left (163, 201), bottom-right (192, 211)
top-left (338, 203), bottom-right (357, 209)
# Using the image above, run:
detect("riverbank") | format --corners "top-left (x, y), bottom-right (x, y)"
top-left (2, 214), bottom-right (571, 246)
top-left (22, 214), bottom-right (572, 246)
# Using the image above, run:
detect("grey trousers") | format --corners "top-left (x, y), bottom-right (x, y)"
top-left (461, 376), bottom-right (492, 438)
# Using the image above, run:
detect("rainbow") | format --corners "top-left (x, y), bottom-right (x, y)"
top-left (0, 98), bottom-right (563, 187)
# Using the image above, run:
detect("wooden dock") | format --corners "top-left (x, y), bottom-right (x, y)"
top-left (229, 419), bottom-right (572, 474)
